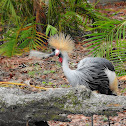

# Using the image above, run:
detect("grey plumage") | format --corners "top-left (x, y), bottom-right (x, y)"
top-left (77, 57), bottom-right (115, 71)
top-left (58, 51), bottom-right (117, 95)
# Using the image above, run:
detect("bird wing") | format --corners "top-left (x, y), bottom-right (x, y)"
top-left (77, 57), bottom-right (115, 71)
top-left (76, 57), bottom-right (115, 95)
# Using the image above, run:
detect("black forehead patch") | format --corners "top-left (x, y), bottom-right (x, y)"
top-left (52, 48), bottom-right (55, 52)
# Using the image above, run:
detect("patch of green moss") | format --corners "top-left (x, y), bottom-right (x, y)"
top-left (0, 107), bottom-right (5, 112)
top-left (51, 91), bottom-right (83, 112)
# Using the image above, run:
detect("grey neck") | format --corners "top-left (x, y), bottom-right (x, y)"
top-left (61, 52), bottom-right (76, 86)
top-left (61, 51), bottom-right (70, 71)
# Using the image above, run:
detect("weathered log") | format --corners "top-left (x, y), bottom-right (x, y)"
top-left (0, 86), bottom-right (126, 126)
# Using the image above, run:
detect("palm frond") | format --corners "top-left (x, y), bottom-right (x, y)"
top-left (46, 24), bottom-right (58, 36)
top-left (83, 20), bottom-right (126, 76)
top-left (0, 22), bottom-right (48, 56)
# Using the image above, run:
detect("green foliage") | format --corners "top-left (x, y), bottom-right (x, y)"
top-left (42, 81), bottom-right (46, 85)
top-left (0, 21), bottom-right (48, 56)
top-left (84, 20), bottom-right (126, 76)
top-left (1, 0), bottom-right (112, 56)
top-left (121, 88), bottom-right (126, 93)
top-left (61, 84), bottom-right (70, 88)
top-left (48, 82), bottom-right (53, 85)
top-left (0, 23), bottom-right (34, 56)
top-left (47, 0), bottom-right (102, 35)
top-left (0, 0), bottom-right (48, 56)
top-left (103, 116), bottom-right (108, 122)
top-left (1, 0), bottom-right (33, 24)
top-left (28, 71), bottom-right (36, 77)
top-left (43, 70), bottom-right (56, 74)
top-left (46, 24), bottom-right (58, 36)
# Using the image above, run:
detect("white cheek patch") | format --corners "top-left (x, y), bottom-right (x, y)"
top-left (104, 68), bottom-right (116, 85)
top-left (55, 49), bottom-right (60, 56)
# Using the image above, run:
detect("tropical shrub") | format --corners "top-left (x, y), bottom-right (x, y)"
top-left (84, 20), bottom-right (126, 76)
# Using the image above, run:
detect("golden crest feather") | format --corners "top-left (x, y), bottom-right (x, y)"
top-left (48, 33), bottom-right (75, 52)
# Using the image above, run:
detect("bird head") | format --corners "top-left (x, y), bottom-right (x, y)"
top-left (48, 33), bottom-right (74, 63)
top-left (49, 48), bottom-right (63, 63)
top-left (55, 49), bottom-right (63, 63)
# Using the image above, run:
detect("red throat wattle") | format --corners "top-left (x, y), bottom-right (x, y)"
top-left (59, 57), bottom-right (63, 63)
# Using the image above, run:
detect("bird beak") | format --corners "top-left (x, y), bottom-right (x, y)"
top-left (48, 51), bottom-right (55, 57)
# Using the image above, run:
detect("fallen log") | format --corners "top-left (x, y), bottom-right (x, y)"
top-left (0, 86), bottom-right (126, 126)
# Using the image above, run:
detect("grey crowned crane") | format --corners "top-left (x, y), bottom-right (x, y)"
top-left (48, 33), bottom-right (119, 96)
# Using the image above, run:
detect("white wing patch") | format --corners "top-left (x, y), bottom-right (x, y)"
top-left (104, 68), bottom-right (116, 85)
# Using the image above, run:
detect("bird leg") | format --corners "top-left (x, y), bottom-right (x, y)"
top-left (107, 115), bottom-right (111, 126)
top-left (91, 115), bottom-right (94, 126)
